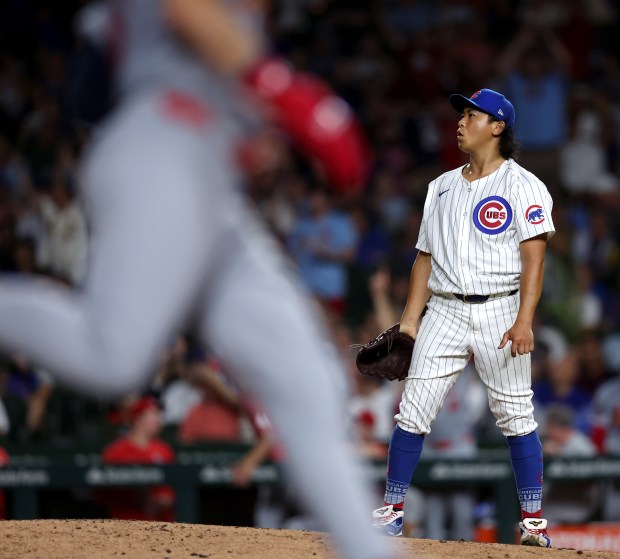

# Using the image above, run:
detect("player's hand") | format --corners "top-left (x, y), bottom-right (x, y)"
top-left (498, 321), bottom-right (534, 357)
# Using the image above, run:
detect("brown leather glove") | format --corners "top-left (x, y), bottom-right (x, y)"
top-left (355, 324), bottom-right (414, 382)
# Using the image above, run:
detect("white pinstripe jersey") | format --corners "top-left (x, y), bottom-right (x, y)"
top-left (416, 158), bottom-right (555, 296)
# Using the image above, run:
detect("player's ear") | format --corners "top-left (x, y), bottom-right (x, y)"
top-left (491, 119), bottom-right (505, 137)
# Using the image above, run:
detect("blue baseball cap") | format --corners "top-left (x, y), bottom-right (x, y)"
top-left (449, 88), bottom-right (515, 129)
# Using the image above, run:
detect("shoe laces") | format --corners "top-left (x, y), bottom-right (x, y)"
top-left (524, 525), bottom-right (548, 537)
top-left (378, 510), bottom-right (401, 524)
top-left (530, 528), bottom-right (548, 535)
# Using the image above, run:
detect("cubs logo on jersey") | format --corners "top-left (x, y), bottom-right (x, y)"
top-left (473, 196), bottom-right (513, 235)
top-left (525, 205), bottom-right (546, 225)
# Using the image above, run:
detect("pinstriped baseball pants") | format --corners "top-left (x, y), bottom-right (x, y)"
top-left (396, 293), bottom-right (537, 437)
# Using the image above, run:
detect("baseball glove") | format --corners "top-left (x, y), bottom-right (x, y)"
top-left (354, 323), bottom-right (414, 381)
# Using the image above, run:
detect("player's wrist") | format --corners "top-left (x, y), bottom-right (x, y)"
top-left (398, 320), bottom-right (418, 338)
top-left (514, 316), bottom-right (533, 328)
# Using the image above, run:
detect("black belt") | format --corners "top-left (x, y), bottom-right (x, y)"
top-left (453, 289), bottom-right (518, 303)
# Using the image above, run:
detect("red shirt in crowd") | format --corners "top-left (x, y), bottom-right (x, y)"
top-left (101, 437), bottom-right (175, 521)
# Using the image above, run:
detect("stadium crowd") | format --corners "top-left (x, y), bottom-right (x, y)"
top-left (0, 0), bottom-right (619, 539)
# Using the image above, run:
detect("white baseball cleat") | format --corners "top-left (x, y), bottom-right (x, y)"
top-left (372, 505), bottom-right (404, 537)
top-left (519, 517), bottom-right (551, 547)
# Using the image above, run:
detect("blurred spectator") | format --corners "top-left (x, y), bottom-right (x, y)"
top-left (497, 23), bottom-right (571, 192)
top-left (602, 273), bottom-right (620, 332)
top-left (348, 371), bottom-right (398, 461)
top-left (368, 170), bottom-right (412, 235)
top-left (560, 88), bottom-right (620, 196)
top-left (572, 205), bottom-right (620, 291)
top-left (37, 174), bottom-right (88, 284)
top-left (543, 403), bottom-right (597, 457)
top-left (151, 335), bottom-right (202, 430)
top-left (576, 330), bottom-right (614, 396)
top-left (0, 133), bottom-right (32, 197)
top-left (176, 353), bottom-right (283, 488)
top-left (539, 227), bottom-right (582, 341)
top-left (17, 88), bottom-right (60, 187)
top-left (100, 395), bottom-right (175, 522)
top-left (351, 206), bottom-right (391, 274)
top-left (1, 353), bottom-right (52, 442)
top-left (12, 236), bottom-right (41, 275)
top-left (353, 408), bottom-right (390, 461)
top-left (601, 333), bottom-right (620, 377)
top-left (257, 172), bottom-right (309, 243)
top-left (591, 371), bottom-right (620, 520)
top-left (367, 266), bottom-right (401, 336)
top-left (230, 400), bottom-right (282, 490)
top-left (591, 374), bottom-right (620, 455)
top-left (533, 322), bottom-right (569, 382)
top-left (533, 348), bottom-right (592, 434)
top-left (287, 187), bottom-right (357, 317)
top-left (175, 355), bottom-right (286, 529)
top-left (177, 357), bottom-right (243, 444)
top-left (574, 264), bottom-right (604, 332)
top-left (541, 404), bottom-right (599, 524)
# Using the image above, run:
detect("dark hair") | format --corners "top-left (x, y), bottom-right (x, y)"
top-left (488, 115), bottom-right (520, 160)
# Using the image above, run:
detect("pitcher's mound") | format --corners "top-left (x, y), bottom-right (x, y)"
top-left (1, 520), bottom-right (619, 559)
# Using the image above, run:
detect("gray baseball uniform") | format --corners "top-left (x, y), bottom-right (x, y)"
top-left (0, 3), bottom-right (392, 558)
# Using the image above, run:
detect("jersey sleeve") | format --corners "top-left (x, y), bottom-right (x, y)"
top-left (513, 174), bottom-right (556, 242)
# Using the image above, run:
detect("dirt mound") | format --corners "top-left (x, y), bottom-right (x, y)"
top-left (1, 520), bottom-right (619, 559)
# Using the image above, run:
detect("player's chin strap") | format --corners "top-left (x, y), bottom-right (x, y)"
top-left (243, 57), bottom-right (371, 194)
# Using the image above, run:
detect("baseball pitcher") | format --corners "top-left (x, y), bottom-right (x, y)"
top-left (372, 89), bottom-right (555, 547)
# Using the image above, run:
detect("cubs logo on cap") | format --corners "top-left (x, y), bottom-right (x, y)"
top-left (525, 205), bottom-right (546, 225)
top-left (449, 88), bottom-right (515, 129)
top-left (473, 196), bottom-right (513, 235)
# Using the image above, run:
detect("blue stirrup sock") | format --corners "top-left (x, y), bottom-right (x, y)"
top-left (383, 425), bottom-right (424, 509)
top-left (507, 431), bottom-right (544, 519)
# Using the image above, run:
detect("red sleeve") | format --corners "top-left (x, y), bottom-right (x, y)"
top-left (590, 424), bottom-right (607, 454)
top-left (102, 438), bottom-right (136, 464)
top-left (153, 441), bottom-right (175, 464)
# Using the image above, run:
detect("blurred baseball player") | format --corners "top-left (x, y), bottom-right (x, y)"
top-left (371, 89), bottom-right (555, 547)
top-left (0, 2), bottom-right (396, 558)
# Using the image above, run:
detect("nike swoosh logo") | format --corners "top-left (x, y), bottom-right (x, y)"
top-left (438, 190), bottom-right (450, 197)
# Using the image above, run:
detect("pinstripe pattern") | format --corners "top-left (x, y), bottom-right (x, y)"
top-left (397, 292), bottom-right (536, 437)
top-left (417, 159), bottom-right (555, 296)
top-left (398, 158), bottom-right (552, 438)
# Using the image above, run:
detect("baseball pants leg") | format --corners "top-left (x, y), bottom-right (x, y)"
top-left (0, 92), bottom-right (227, 398)
top-left (198, 203), bottom-right (393, 559)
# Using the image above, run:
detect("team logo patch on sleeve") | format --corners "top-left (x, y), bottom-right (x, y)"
top-left (525, 205), bottom-right (546, 225)
top-left (473, 196), bottom-right (513, 235)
